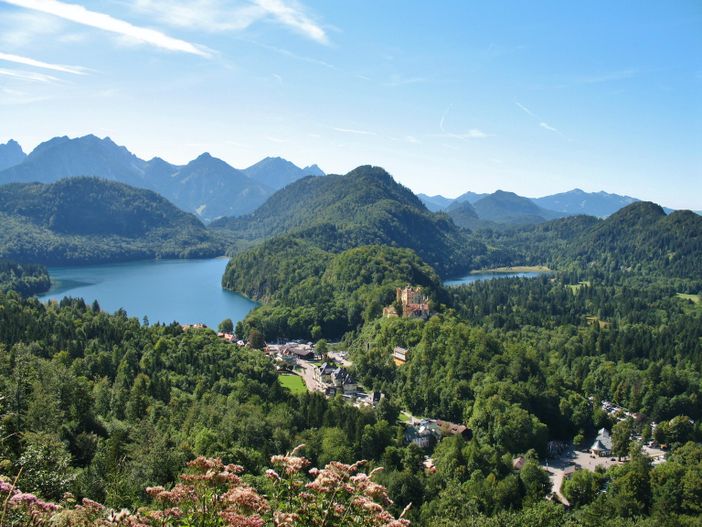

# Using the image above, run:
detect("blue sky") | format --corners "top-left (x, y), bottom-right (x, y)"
top-left (0, 1), bottom-right (700, 209)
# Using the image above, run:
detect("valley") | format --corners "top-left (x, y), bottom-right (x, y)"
top-left (0, 141), bottom-right (700, 527)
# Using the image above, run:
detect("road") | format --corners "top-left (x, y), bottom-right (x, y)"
top-left (296, 360), bottom-right (323, 393)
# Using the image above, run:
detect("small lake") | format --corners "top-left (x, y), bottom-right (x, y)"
top-left (443, 271), bottom-right (546, 287)
top-left (38, 258), bottom-right (257, 328)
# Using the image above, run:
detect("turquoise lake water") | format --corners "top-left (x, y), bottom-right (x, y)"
top-left (38, 258), bottom-right (257, 328)
top-left (443, 271), bottom-right (545, 287)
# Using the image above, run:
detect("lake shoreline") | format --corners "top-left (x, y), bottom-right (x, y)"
top-left (469, 265), bottom-right (551, 274)
top-left (38, 258), bottom-right (256, 328)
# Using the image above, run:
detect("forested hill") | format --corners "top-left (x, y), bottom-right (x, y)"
top-left (572, 201), bottom-right (702, 278)
top-left (212, 165), bottom-right (483, 277)
top-left (478, 201), bottom-right (702, 280)
top-left (0, 259), bottom-right (50, 295)
top-left (0, 177), bottom-right (221, 265)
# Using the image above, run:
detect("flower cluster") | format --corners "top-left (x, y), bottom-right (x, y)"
top-left (0, 448), bottom-right (410, 527)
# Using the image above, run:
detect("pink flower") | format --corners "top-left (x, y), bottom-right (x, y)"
top-left (9, 492), bottom-right (38, 506)
top-left (219, 511), bottom-right (265, 526)
top-left (265, 469), bottom-right (281, 481)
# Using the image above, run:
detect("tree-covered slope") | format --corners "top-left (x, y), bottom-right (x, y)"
top-left (471, 190), bottom-right (565, 225)
top-left (572, 201), bottom-right (702, 277)
top-left (213, 166), bottom-right (483, 277)
top-left (0, 177), bottom-right (221, 264)
top-left (0, 259), bottom-right (50, 295)
top-left (227, 243), bottom-right (444, 339)
top-left (446, 200), bottom-right (481, 230)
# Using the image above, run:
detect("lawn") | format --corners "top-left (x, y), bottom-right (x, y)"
top-left (677, 293), bottom-right (701, 305)
top-left (278, 374), bottom-right (307, 395)
top-left (567, 281), bottom-right (591, 293)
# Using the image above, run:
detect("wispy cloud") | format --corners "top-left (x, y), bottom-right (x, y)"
top-left (515, 101), bottom-right (536, 117)
top-left (516, 101), bottom-right (564, 136)
top-left (437, 105), bottom-right (488, 139)
top-left (3, 0), bottom-right (210, 57)
top-left (433, 130), bottom-right (488, 140)
top-left (539, 122), bottom-right (559, 133)
top-left (384, 75), bottom-right (427, 87)
top-left (0, 66), bottom-right (59, 82)
top-left (245, 39), bottom-right (338, 71)
top-left (333, 127), bottom-right (376, 136)
top-left (0, 51), bottom-right (87, 74)
top-left (133, 0), bottom-right (262, 32)
top-left (0, 10), bottom-right (62, 47)
top-left (133, 0), bottom-right (327, 44)
top-left (255, 0), bottom-right (327, 44)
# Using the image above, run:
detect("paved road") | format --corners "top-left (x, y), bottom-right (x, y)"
top-left (296, 360), bottom-right (323, 393)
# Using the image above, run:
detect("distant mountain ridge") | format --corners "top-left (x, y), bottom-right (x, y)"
top-left (243, 156), bottom-right (324, 190)
top-left (0, 135), bottom-right (323, 221)
top-left (419, 187), bottom-right (683, 219)
top-left (0, 177), bottom-right (221, 265)
top-left (0, 140), bottom-right (27, 171)
top-left (531, 188), bottom-right (638, 218)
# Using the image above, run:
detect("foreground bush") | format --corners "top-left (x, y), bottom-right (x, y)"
top-left (0, 446), bottom-right (410, 526)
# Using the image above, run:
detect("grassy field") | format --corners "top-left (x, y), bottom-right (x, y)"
top-left (568, 280), bottom-right (591, 293)
top-left (278, 374), bottom-right (307, 395)
top-left (471, 265), bottom-right (551, 274)
top-left (676, 293), bottom-right (701, 306)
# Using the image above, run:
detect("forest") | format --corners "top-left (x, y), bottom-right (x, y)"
top-left (0, 177), bottom-right (222, 265)
top-left (0, 190), bottom-right (701, 525)
top-left (0, 259), bottom-right (50, 296)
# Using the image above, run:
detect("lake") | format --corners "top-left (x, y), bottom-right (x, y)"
top-left (38, 258), bottom-right (258, 328)
top-left (443, 271), bottom-right (546, 287)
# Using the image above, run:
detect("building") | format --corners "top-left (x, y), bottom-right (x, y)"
top-left (393, 346), bottom-right (409, 366)
top-left (330, 367), bottom-right (357, 394)
top-left (405, 420), bottom-right (441, 448)
top-left (590, 428), bottom-right (612, 456)
top-left (315, 363), bottom-right (357, 396)
top-left (383, 286), bottom-right (431, 319)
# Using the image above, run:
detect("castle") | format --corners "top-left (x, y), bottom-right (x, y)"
top-left (383, 285), bottom-right (430, 319)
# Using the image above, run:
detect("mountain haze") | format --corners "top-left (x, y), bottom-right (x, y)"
top-left (0, 135), bottom-right (321, 221)
top-left (243, 156), bottom-right (324, 190)
top-left (470, 190), bottom-right (565, 225)
top-left (532, 188), bottom-right (638, 218)
top-left (417, 193), bottom-right (454, 212)
top-left (0, 140), bottom-right (26, 171)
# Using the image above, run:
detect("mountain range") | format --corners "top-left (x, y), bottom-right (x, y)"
top-left (0, 136), bottom-right (324, 221)
top-left (418, 187), bottom-right (682, 220)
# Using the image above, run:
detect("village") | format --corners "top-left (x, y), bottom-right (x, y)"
top-left (203, 285), bottom-right (672, 506)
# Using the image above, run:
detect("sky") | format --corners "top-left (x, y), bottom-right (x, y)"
top-left (0, 1), bottom-right (700, 209)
